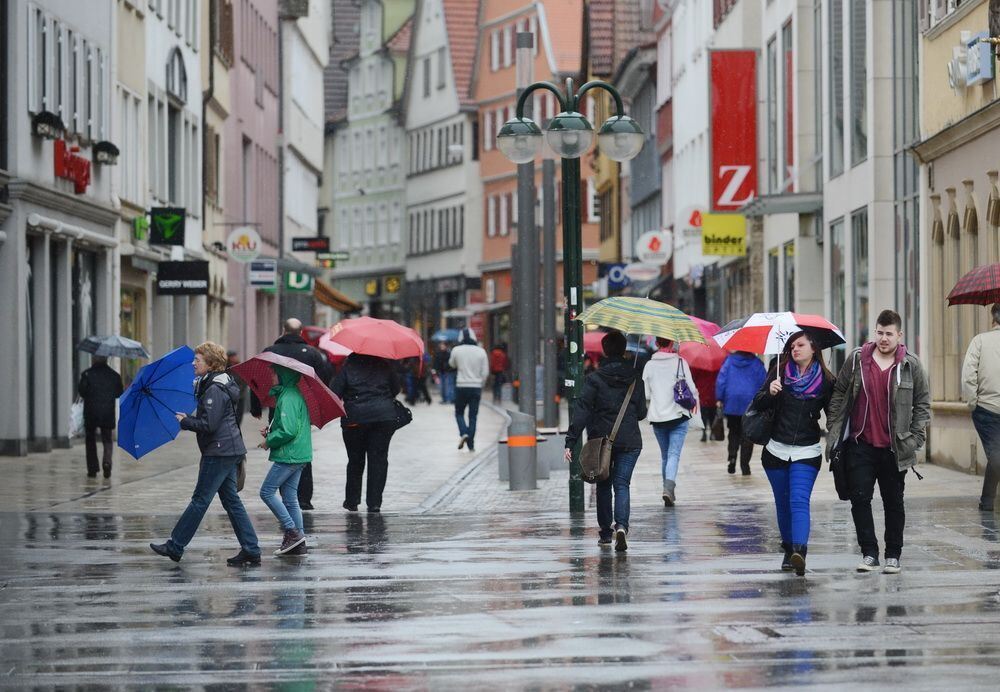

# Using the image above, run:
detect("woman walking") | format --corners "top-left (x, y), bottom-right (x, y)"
top-left (151, 342), bottom-right (261, 566)
top-left (750, 332), bottom-right (834, 576)
top-left (565, 331), bottom-right (647, 551)
top-left (331, 352), bottom-right (402, 512)
top-left (258, 365), bottom-right (312, 556)
top-left (715, 351), bottom-right (768, 475)
top-left (642, 338), bottom-right (699, 507)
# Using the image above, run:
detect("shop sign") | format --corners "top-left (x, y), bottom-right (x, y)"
top-left (226, 226), bottom-right (262, 263)
top-left (54, 139), bottom-right (91, 194)
top-left (318, 251), bottom-right (350, 261)
top-left (384, 275), bottom-right (402, 294)
top-left (132, 215), bottom-right (149, 241)
top-left (249, 259), bottom-right (277, 287)
top-left (156, 261), bottom-right (209, 295)
top-left (291, 237), bottom-right (330, 252)
top-left (149, 207), bottom-right (186, 246)
top-left (701, 213), bottom-right (747, 256)
top-left (364, 278), bottom-right (381, 297)
top-left (709, 50), bottom-right (758, 211)
top-left (966, 31), bottom-right (995, 87)
top-left (677, 206), bottom-right (704, 239)
top-left (285, 271), bottom-right (314, 292)
top-left (623, 263), bottom-right (661, 282)
top-left (601, 263), bottom-right (631, 290)
top-left (435, 277), bottom-right (462, 293)
top-left (635, 230), bottom-right (673, 265)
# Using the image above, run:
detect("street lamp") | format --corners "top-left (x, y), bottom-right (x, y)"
top-left (497, 78), bottom-right (643, 512)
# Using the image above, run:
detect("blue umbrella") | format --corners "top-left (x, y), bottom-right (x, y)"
top-left (431, 328), bottom-right (461, 343)
top-left (118, 345), bottom-right (197, 460)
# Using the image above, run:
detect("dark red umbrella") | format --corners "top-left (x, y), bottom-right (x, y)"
top-left (327, 316), bottom-right (424, 360)
top-left (230, 352), bottom-right (345, 429)
top-left (948, 263), bottom-right (1000, 306)
top-left (679, 339), bottom-right (728, 372)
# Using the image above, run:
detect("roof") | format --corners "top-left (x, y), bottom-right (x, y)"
top-left (386, 16), bottom-right (413, 53)
top-left (589, 0), bottom-right (614, 77)
top-left (324, 0), bottom-right (361, 122)
top-left (541, 0), bottom-right (585, 75)
top-left (442, 0), bottom-right (480, 107)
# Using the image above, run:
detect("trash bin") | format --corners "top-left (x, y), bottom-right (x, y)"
top-left (506, 410), bottom-right (537, 490)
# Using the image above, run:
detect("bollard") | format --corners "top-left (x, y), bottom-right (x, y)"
top-left (507, 410), bottom-right (538, 490)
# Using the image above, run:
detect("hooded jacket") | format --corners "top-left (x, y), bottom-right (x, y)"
top-left (449, 334), bottom-right (490, 388)
top-left (265, 366), bottom-right (312, 463)
top-left (642, 351), bottom-right (700, 424)
top-left (180, 371), bottom-right (247, 457)
top-left (565, 358), bottom-right (648, 452)
top-left (715, 352), bottom-right (768, 416)
top-left (331, 353), bottom-right (401, 425)
top-left (826, 342), bottom-right (931, 470)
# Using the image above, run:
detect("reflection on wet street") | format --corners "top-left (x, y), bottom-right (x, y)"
top-left (3, 496), bottom-right (1000, 688)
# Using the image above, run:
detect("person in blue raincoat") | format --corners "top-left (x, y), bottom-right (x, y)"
top-left (715, 351), bottom-right (768, 475)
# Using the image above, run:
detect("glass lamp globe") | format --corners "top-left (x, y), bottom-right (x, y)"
top-left (544, 112), bottom-right (595, 159)
top-left (597, 115), bottom-right (645, 162)
top-left (496, 118), bottom-right (543, 164)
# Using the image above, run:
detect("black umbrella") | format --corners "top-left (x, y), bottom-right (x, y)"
top-left (76, 335), bottom-right (150, 359)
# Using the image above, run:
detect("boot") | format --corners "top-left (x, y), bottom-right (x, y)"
top-left (740, 460), bottom-right (751, 476)
top-left (790, 544), bottom-right (807, 577)
top-left (662, 479), bottom-right (676, 507)
top-left (727, 459), bottom-right (736, 475)
top-left (780, 542), bottom-right (794, 572)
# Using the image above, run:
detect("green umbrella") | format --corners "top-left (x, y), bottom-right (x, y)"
top-left (575, 297), bottom-right (707, 344)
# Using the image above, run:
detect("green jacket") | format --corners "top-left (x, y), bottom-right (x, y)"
top-left (265, 367), bottom-right (312, 464)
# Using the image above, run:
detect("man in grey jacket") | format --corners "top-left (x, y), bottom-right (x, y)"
top-left (827, 310), bottom-right (931, 575)
top-left (449, 328), bottom-right (489, 451)
top-left (962, 303), bottom-right (1000, 511)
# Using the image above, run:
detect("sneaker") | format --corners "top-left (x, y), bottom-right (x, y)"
top-left (275, 529), bottom-right (306, 556)
top-left (614, 527), bottom-right (628, 552)
top-left (227, 549), bottom-right (262, 567)
top-left (856, 555), bottom-right (880, 572)
top-left (598, 534), bottom-right (613, 547)
top-left (149, 542), bottom-right (181, 563)
top-left (883, 557), bottom-right (901, 574)
top-left (458, 435), bottom-right (468, 449)
top-left (789, 546), bottom-right (807, 577)
top-left (286, 541), bottom-right (308, 556)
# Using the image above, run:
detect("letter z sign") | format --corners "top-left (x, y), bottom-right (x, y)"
top-left (709, 50), bottom-right (758, 212)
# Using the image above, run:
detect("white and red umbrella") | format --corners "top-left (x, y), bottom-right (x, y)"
top-left (230, 351), bottom-right (346, 429)
top-left (713, 312), bottom-right (845, 355)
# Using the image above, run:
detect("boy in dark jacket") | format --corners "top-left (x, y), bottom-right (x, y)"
top-left (565, 331), bottom-right (647, 552)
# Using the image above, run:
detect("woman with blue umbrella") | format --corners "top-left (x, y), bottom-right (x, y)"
top-left (148, 342), bottom-right (261, 566)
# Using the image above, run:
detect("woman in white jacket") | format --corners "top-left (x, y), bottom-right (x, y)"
top-left (642, 338), bottom-right (700, 506)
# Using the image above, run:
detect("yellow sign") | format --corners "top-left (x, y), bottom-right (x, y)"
top-left (364, 279), bottom-right (380, 297)
top-left (701, 213), bottom-right (747, 256)
top-left (384, 275), bottom-right (402, 294)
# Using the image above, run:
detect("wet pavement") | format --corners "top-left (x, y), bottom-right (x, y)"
top-left (3, 402), bottom-right (1000, 688)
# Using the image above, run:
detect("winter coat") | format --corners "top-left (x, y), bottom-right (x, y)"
top-left (641, 351), bottom-right (700, 424)
top-left (250, 334), bottom-right (333, 417)
top-left (331, 353), bottom-right (402, 425)
top-left (432, 349), bottom-right (454, 374)
top-left (180, 371), bottom-right (247, 457)
top-left (449, 343), bottom-right (490, 388)
top-left (715, 353), bottom-right (768, 416)
top-left (750, 366), bottom-right (834, 447)
top-left (566, 358), bottom-right (648, 452)
top-left (78, 363), bottom-right (124, 428)
top-left (489, 348), bottom-right (509, 374)
top-left (265, 366), bottom-right (312, 464)
top-left (826, 343), bottom-right (931, 470)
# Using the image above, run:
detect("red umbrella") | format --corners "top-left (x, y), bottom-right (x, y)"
top-left (328, 317), bottom-right (424, 360)
top-left (317, 332), bottom-right (352, 364)
top-left (679, 339), bottom-right (728, 372)
top-left (583, 330), bottom-right (606, 359)
top-left (947, 263), bottom-right (1000, 306)
top-left (689, 316), bottom-right (721, 339)
top-left (230, 352), bottom-right (346, 429)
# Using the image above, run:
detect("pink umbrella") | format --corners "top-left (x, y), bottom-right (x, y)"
top-left (690, 316), bottom-right (721, 339)
top-left (327, 317), bottom-right (424, 360)
top-left (230, 352), bottom-right (346, 429)
top-left (318, 332), bottom-right (352, 364)
top-left (583, 330), bottom-right (606, 358)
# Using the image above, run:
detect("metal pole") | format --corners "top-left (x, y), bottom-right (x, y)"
top-left (542, 158), bottom-right (558, 428)
top-left (515, 31), bottom-right (536, 417)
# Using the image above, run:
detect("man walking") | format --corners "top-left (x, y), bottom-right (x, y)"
top-left (962, 303), bottom-right (1000, 511)
top-left (432, 342), bottom-right (456, 404)
top-left (449, 328), bottom-right (489, 451)
top-left (251, 318), bottom-right (333, 511)
top-left (78, 355), bottom-right (124, 478)
top-left (489, 342), bottom-right (510, 403)
top-left (827, 310), bottom-right (931, 575)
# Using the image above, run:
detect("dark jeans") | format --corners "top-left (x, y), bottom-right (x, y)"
top-left (700, 406), bottom-right (717, 439)
top-left (85, 425), bottom-right (113, 475)
top-left (492, 372), bottom-right (506, 402)
top-left (725, 415), bottom-right (754, 468)
top-left (454, 387), bottom-right (482, 447)
top-left (972, 406), bottom-right (1000, 505)
top-left (596, 448), bottom-right (641, 536)
top-left (167, 455), bottom-right (260, 557)
top-left (343, 422), bottom-right (396, 509)
top-left (847, 440), bottom-right (907, 560)
top-left (297, 463), bottom-right (313, 506)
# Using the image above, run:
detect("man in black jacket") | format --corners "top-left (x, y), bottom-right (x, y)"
top-left (250, 318), bottom-right (334, 510)
top-left (78, 355), bottom-right (124, 478)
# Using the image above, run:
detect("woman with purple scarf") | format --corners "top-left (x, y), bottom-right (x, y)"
top-left (749, 331), bottom-right (835, 576)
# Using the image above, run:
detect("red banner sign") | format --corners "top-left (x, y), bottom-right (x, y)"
top-left (54, 139), bottom-right (91, 194)
top-left (709, 50), bottom-right (757, 212)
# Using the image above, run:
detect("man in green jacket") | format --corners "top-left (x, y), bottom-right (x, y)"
top-left (258, 366), bottom-right (312, 556)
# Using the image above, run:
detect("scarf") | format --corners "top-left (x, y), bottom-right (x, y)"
top-left (784, 360), bottom-right (823, 400)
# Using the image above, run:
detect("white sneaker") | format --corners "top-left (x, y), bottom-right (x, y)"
top-left (614, 527), bottom-right (628, 552)
top-left (856, 555), bottom-right (880, 572)
top-left (883, 558), bottom-right (901, 574)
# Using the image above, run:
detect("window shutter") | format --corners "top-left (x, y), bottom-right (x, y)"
top-left (490, 31), bottom-right (500, 71)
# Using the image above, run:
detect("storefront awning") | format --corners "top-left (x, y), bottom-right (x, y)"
top-left (315, 279), bottom-right (362, 312)
top-left (741, 192), bottom-right (823, 217)
top-left (441, 301), bottom-right (511, 318)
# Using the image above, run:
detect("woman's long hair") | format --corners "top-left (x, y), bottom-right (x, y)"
top-left (779, 330), bottom-right (834, 381)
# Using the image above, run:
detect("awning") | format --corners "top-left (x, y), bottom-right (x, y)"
top-left (315, 279), bottom-right (362, 312)
top-left (741, 192), bottom-right (823, 217)
top-left (442, 301), bottom-right (511, 318)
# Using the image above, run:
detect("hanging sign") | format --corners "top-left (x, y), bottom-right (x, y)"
top-left (292, 237), bottom-right (331, 252)
top-left (285, 271), bottom-right (314, 292)
top-left (149, 207), bottom-right (186, 245)
top-left (709, 50), bottom-right (758, 211)
top-left (701, 213), bottom-right (747, 256)
top-left (226, 226), bottom-right (262, 263)
top-left (249, 259), bottom-right (277, 287)
top-left (54, 139), bottom-right (91, 194)
top-left (635, 230), bottom-right (673, 265)
top-left (156, 261), bottom-right (209, 295)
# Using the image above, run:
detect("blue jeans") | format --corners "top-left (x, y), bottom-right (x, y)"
top-left (167, 455), bottom-right (259, 557)
top-left (764, 461), bottom-right (820, 546)
top-left (652, 418), bottom-right (690, 485)
top-left (454, 387), bottom-right (482, 446)
top-left (441, 372), bottom-right (456, 403)
top-left (596, 448), bottom-right (641, 536)
top-left (260, 462), bottom-right (305, 532)
top-left (972, 406), bottom-right (1000, 504)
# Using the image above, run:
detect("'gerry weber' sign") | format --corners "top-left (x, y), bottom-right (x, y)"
top-left (156, 261), bottom-right (209, 295)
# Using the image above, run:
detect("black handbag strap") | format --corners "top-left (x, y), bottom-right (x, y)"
top-left (609, 380), bottom-right (636, 443)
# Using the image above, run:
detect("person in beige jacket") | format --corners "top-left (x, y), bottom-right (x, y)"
top-left (962, 304), bottom-right (1000, 511)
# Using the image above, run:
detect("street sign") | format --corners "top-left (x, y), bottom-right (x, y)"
top-left (156, 261), bottom-right (209, 295)
top-left (623, 263), bottom-right (661, 282)
top-left (226, 226), bottom-right (262, 263)
top-left (635, 230), bottom-right (673, 265)
top-left (249, 259), bottom-right (277, 287)
top-left (317, 251), bottom-right (350, 261)
top-left (291, 237), bottom-right (330, 252)
top-left (285, 271), bottom-right (314, 292)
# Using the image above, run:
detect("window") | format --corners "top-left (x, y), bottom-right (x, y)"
top-left (599, 190), bottom-right (614, 242)
top-left (766, 36), bottom-right (778, 193)
top-left (490, 31), bottom-right (500, 71)
top-left (851, 208), bottom-right (869, 346)
top-left (422, 57), bottom-right (430, 98)
top-left (782, 21), bottom-right (794, 192)
top-left (587, 178), bottom-right (600, 223)
top-left (813, 1), bottom-right (823, 190)
top-left (487, 196), bottom-right (496, 237)
top-left (828, 0), bottom-right (844, 177)
top-left (830, 218), bottom-right (846, 368)
top-left (437, 47), bottom-right (446, 89)
top-left (483, 111), bottom-right (493, 151)
top-left (502, 26), bottom-right (512, 67)
top-left (529, 15), bottom-right (538, 56)
top-left (768, 248), bottom-right (780, 312)
top-left (391, 202), bottom-right (401, 243)
top-left (783, 241), bottom-right (796, 311)
top-left (118, 86), bottom-right (144, 205)
top-left (850, 0), bottom-right (867, 166)
top-left (499, 193), bottom-right (509, 236)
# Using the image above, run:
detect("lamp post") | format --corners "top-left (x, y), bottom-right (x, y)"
top-left (497, 78), bottom-right (643, 512)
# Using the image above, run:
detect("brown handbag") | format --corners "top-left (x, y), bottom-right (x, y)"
top-left (579, 380), bottom-right (636, 484)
